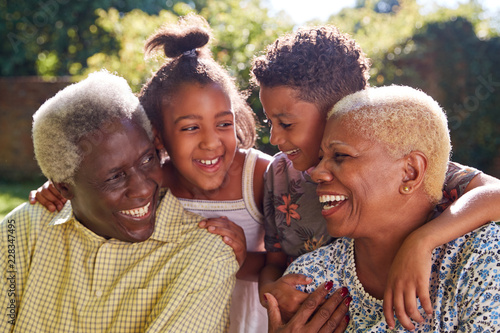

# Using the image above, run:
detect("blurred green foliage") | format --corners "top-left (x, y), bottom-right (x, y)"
top-left (1, 0), bottom-right (499, 173)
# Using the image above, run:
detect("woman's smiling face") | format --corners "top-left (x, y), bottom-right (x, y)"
top-left (311, 116), bottom-right (404, 239)
top-left (260, 85), bottom-right (326, 172)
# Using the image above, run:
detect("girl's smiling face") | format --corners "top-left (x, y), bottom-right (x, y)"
top-left (259, 85), bottom-right (325, 172)
top-left (159, 82), bottom-right (237, 196)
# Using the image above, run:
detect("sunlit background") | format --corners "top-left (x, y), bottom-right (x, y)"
top-left (266, 0), bottom-right (500, 24)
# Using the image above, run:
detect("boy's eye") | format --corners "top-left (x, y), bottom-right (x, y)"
top-left (280, 122), bottom-right (291, 129)
top-left (217, 121), bottom-right (233, 128)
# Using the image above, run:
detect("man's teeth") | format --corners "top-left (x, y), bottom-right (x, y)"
top-left (284, 148), bottom-right (300, 155)
top-left (199, 157), bottom-right (219, 165)
top-left (319, 195), bottom-right (348, 209)
top-left (121, 202), bottom-right (150, 217)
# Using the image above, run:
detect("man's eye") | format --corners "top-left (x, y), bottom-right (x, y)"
top-left (107, 172), bottom-right (125, 182)
top-left (142, 155), bottom-right (154, 165)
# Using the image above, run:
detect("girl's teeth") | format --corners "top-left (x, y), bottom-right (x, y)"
top-left (200, 158), bottom-right (219, 165)
top-left (284, 148), bottom-right (299, 155)
top-left (121, 202), bottom-right (150, 217)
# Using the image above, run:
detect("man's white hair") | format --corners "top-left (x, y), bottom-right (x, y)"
top-left (32, 70), bottom-right (153, 185)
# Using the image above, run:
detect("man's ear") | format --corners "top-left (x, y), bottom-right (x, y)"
top-left (53, 182), bottom-right (75, 200)
top-left (400, 151), bottom-right (428, 194)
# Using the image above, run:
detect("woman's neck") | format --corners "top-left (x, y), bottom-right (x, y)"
top-left (354, 199), bottom-right (434, 299)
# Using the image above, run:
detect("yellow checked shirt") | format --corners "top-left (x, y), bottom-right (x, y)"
top-left (0, 189), bottom-right (238, 332)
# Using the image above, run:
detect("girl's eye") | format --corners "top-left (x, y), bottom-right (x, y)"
top-left (280, 122), bottom-right (291, 129)
top-left (182, 125), bottom-right (199, 131)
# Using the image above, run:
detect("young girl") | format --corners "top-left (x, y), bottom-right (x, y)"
top-left (30, 14), bottom-right (272, 333)
top-left (250, 25), bottom-right (500, 330)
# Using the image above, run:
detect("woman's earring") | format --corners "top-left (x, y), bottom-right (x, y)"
top-left (402, 185), bottom-right (411, 193)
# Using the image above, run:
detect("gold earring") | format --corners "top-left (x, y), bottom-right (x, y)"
top-left (402, 185), bottom-right (410, 193)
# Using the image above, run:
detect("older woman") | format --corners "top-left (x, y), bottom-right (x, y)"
top-left (0, 71), bottom-right (237, 332)
top-left (282, 85), bottom-right (500, 331)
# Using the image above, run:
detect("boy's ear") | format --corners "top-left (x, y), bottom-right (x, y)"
top-left (400, 151), bottom-right (428, 194)
top-left (53, 182), bottom-right (75, 200)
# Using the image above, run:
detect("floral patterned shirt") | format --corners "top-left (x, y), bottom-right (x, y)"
top-left (285, 223), bottom-right (500, 332)
top-left (263, 152), bottom-right (480, 262)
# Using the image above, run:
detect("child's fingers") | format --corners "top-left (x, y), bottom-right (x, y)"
top-left (383, 289), bottom-right (396, 330)
top-left (392, 289), bottom-right (415, 331)
top-left (417, 284), bottom-right (433, 316)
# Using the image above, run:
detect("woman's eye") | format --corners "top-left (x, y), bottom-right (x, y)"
top-left (334, 153), bottom-right (350, 161)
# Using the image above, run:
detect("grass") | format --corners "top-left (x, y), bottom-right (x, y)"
top-left (0, 181), bottom-right (42, 220)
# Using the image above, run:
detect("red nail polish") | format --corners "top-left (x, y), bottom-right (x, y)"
top-left (341, 287), bottom-right (349, 298)
top-left (344, 314), bottom-right (350, 323)
top-left (263, 294), bottom-right (268, 302)
top-left (344, 296), bottom-right (352, 306)
top-left (325, 281), bottom-right (333, 291)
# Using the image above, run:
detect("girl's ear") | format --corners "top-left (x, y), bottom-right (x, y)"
top-left (152, 127), bottom-right (164, 151)
top-left (53, 182), bottom-right (75, 200)
top-left (399, 151), bottom-right (428, 195)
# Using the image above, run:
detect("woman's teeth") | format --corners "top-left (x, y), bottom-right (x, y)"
top-left (319, 195), bottom-right (348, 209)
top-left (121, 202), bottom-right (150, 218)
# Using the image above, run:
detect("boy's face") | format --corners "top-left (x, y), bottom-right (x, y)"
top-left (260, 85), bottom-right (326, 171)
top-left (159, 82), bottom-right (238, 194)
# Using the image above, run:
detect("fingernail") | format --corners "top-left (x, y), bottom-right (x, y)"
top-left (341, 287), bottom-right (349, 298)
top-left (344, 314), bottom-right (350, 323)
top-left (208, 226), bottom-right (215, 231)
top-left (263, 294), bottom-right (268, 303)
top-left (305, 277), bottom-right (313, 283)
top-left (325, 280), bottom-right (333, 291)
top-left (344, 296), bottom-right (352, 306)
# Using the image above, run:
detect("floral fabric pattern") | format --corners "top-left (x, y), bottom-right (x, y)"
top-left (285, 223), bottom-right (500, 332)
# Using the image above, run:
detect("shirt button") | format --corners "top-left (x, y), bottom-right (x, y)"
top-left (95, 289), bottom-right (103, 297)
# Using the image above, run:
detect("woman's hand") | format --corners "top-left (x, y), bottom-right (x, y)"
top-left (199, 217), bottom-right (246, 267)
top-left (383, 231), bottom-right (433, 330)
top-left (29, 180), bottom-right (67, 212)
top-left (266, 282), bottom-right (351, 332)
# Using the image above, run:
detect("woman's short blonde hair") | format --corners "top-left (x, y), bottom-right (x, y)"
top-left (32, 70), bottom-right (153, 185)
top-left (328, 85), bottom-right (451, 204)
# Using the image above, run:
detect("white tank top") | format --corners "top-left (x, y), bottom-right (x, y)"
top-left (177, 148), bottom-right (265, 252)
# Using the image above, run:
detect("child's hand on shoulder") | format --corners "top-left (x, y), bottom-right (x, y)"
top-left (261, 274), bottom-right (312, 323)
top-left (383, 231), bottom-right (433, 331)
top-left (29, 180), bottom-right (67, 212)
top-left (199, 217), bottom-right (246, 266)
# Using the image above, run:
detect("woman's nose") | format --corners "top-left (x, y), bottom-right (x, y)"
top-left (310, 160), bottom-right (334, 184)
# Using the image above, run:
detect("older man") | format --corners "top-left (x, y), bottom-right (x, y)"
top-left (0, 71), bottom-right (238, 332)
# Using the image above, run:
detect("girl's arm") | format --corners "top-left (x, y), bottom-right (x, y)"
top-left (384, 171), bottom-right (500, 330)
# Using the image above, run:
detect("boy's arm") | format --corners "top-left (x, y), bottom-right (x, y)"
top-left (384, 171), bottom-right (500, 330)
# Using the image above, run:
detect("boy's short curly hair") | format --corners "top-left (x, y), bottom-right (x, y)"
top-left (32, 70), bottom-right (153, 185)
top-left (139, 13), bottom-right (257, 149)
top-left (329, 85), bottom-right (451, 204)
top-left (251, 25), bottom-right (371, 114)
